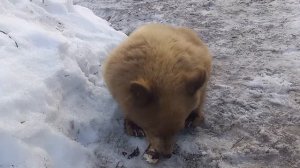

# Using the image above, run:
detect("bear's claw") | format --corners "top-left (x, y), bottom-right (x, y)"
top-left (185, 112), bottom-right (198, 128)
top-left (185, 110), bottom-right (205, 128)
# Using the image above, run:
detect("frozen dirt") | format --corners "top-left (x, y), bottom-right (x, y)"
top-left (73, 0), bottom-right (300, 167)
top-left (0, 0), bottom-right (299, 168)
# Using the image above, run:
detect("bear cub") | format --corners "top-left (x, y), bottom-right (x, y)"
top-left (103, 24), bottom-right (212, 163)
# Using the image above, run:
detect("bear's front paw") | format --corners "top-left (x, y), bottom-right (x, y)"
top-left (185, 111), bottom-right (205, 128)
top-left (124, 119), bottom-right (145, 137)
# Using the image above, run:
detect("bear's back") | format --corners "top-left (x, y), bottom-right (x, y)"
top-left (103, 24), bottom-right (211, 104)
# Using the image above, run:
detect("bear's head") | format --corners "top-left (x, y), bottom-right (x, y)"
top-left (127, 68), bottom-right (207, 156)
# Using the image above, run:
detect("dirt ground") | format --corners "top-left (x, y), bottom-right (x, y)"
top-left (74, 0), bottom-right (300, 167)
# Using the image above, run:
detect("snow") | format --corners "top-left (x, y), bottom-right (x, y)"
top-left (1, 0), bottom-right (300, 168)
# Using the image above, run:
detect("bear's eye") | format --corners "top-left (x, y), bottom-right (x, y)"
top-left (130, 80), bottom-right (154, 106)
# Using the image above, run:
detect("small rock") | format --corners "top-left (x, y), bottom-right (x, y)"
top-left (122, 151), bottom-right (127, 156)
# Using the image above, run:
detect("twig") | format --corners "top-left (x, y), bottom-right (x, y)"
top-left (30, 0), bottom-right (45, 3)
top-left (115, 161), bottom-right (124, 168)
top-left (231, 136), bottom-right (245, 149)
top-left (0, 30), bottom-right (18, 48)
top-left (127, 147), bottom-right (140, 159)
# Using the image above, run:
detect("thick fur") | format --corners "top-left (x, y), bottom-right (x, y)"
top-left (103, 24), bottom-right (212, 157)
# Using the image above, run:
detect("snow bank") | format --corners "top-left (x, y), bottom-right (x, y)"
top-left (0, 0), bottom-right (135, 167)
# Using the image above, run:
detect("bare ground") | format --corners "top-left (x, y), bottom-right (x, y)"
top-left (74, 0), bottom-right (300, 167)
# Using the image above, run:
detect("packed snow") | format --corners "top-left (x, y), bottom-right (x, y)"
top-left (1, 0), bottom-right (300, 168)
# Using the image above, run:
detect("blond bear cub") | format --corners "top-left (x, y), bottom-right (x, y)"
top-left (103, 24), bottom-right (212, 163)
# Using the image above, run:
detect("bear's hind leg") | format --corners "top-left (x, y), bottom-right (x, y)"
top-left (124, 119), bottom-right (145, 137)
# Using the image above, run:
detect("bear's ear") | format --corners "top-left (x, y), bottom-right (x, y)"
top-left (130, 79), bottom-right (154, 106)
top-left (186, 68), bottom-right (207, 95)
